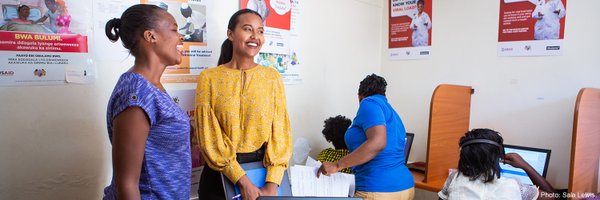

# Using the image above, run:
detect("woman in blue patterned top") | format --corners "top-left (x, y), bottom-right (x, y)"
top-left (318, 74), bottom-right (415, 200)
top-left (103, 4), bottom-right (190, 200)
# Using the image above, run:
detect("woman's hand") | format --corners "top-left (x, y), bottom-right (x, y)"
top-left (317, 162), bottom-right (341, 177)
top-left (505, 153), bottom-right (556, 193)
top-left (238, 176), bottom-right (261, 200)
top-left (316, 125), bottom-right (386, 178)
top-left (504, 153), bottom-right (529, 169)
top-left (260, 182), bottom-right (278, 196)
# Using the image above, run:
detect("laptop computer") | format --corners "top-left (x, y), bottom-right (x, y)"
top-left (499, 144), bottom-right (551, 185)
top-left (404, 133), bottom-right (415, 164)
top-left (222, 161), bottom-right (292, 200)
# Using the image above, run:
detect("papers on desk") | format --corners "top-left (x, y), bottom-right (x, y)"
top-left (290, 158), bottom-right (355, 197)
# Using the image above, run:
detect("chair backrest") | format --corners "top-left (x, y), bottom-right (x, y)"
top-left (424, 84), bottom-right (473, 183)
top-left (404, 132), bottom-right (415, 164)
top-left (569, 88), bottom-right (600, 194)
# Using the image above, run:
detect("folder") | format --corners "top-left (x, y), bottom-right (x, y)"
top-left (221, 161), bottom-right (292, 200)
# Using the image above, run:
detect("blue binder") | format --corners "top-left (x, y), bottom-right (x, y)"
top-left (221, 161), bottom-right (292, 200)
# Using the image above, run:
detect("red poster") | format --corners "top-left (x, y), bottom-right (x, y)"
top-left (0, 0), bottom-right (94, 85)
top-left (240, 0), bottom-right (291, 55)
top-left (388, 0), bottom-right (432, 60)
top-left (240, 0), bottom-right (291, 31)
top-left (0, 31), bottom-right (87, 53)
top-left (498, 0), bottom-right (567, 56)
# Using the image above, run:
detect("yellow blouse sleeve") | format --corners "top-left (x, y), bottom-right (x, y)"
top-left (195, 72), bottom-right (245, 183)
top-left (263, 71), bottom-right (292, 184)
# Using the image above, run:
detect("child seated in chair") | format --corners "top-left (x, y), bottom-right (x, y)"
top-left (438, 128), bottom-right (556, 200)
top-left (317, 115), bottom-right (352, 174)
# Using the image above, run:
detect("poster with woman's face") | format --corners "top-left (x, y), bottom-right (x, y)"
top-left (0, 0), bottom-right (93, 85)
top-left (388, 0), bottom-right (433, 60)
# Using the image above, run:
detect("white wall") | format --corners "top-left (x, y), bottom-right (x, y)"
top-left (288, 0), bottom-right (383, 157)
top-left (381, 0), bottom-right (600, 190)
top-left (0, 0), bottom-right (383, 199)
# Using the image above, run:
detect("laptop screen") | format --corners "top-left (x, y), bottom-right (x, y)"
top-left (404, 133), bottom-right (414, 164)
top-left (500, 144), bottom-right (551, 185)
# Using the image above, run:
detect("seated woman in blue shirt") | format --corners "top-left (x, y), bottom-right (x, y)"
top-left (318, 74), bottom-right (415, 200)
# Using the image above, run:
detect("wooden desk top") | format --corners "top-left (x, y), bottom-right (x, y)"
top-left (410, 170), bottom-right (445, 192)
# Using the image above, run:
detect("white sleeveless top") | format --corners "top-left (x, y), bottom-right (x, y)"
top-left (438, 171), bottom-right (539, 200)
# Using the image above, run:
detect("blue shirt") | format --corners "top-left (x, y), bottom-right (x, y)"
top-left (103, 72), bottom-right (191, 200)
top-left (344, 94), bottom-right (414, 192)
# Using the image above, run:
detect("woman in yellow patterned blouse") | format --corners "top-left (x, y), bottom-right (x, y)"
top-left (317, 115), bottom-right (353, 174)
top-left (195, 9), bottom-right (292, 200)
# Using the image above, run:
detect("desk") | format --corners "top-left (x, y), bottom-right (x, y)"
top-left (411, 170), bottom-right (444, 192)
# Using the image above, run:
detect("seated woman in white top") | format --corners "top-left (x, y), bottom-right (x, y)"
top-left (438, 128), bottom-right (556, 200)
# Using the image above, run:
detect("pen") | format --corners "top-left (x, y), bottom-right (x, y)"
top-left (231, 194), bottom-right (241, 199)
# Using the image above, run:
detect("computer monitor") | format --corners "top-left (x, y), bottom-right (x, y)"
top-left (404, 133), bottom-right (414, 164)
top-left (499, 144), bottom-right (551, 185)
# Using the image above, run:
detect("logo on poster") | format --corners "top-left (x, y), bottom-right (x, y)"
top-left (0, 70), bottom-right (15, 76)
top-left (524, 45), bottom-right (531, 51)
top-left (33, 69), bottom-right (46, 77)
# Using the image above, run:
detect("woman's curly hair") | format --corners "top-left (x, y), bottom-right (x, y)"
top-left (358, 74), bottom-right (387, 97)
top-left (322, 115), bottom-right (352, 149)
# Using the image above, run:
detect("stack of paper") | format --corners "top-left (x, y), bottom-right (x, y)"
top-left (289, 157), bottom-right (355, 197)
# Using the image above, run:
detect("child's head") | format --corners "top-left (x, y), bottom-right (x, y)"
top-left (44, 0), bottom-right (57, 12)
top-left (458, 128), bottom-right (504, 183)
top-left (322, 115), bottom-right (352, 150)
